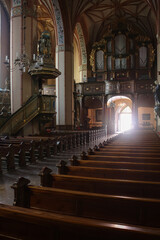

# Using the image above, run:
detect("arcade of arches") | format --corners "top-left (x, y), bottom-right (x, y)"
top-left (0, 0), bottom-right (159, 135)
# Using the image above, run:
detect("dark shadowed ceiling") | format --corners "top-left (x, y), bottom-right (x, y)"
top-left (2, 0), bottom-right (158, 45)
top-left (59, 0), bottom-right (158, 45)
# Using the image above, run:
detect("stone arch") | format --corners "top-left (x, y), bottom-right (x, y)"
top-left (107, 95), bottom-right (133, 133)
top-left (52, 0), bottom-right (64, 46)
top-left (75, 23), bottom-right (87, 82)
top-left (51, 0), bottom-right (66, 126)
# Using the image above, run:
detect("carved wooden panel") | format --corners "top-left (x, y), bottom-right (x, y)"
top-left (82, 83), bottom-right (105, 95)
top-left (105, 81), bottom-right (117, 94)
top-left (120, 81), bottom-right (134, 93)
top-left (105, 80), bottom-right (134, 94)
top-left (84, 96), bottom-right (102, 108)
top-left (135, 81), bottom-right (154, 93)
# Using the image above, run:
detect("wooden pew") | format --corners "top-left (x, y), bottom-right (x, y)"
top-left (97, 145), bottom-right (160, 152)
top-left (0, 140), bottom-right (36, 171)
top-left (11, 177), bottom-right (160, 228)
top-left (56, 160), bottom-right (160, 182)
top-left (0, 137), bottom-right (36, 160)
top-left (1, 204), bottom-right (160, 240)
top-left (81, 152), bottom-right (160, 163)
top-left (39, 168), bottom-right (160, 199)
top-left (70, 158), bottom-right (160, 171)
top-left (89, 149), bottom-right (160, 158)
top-left (0, 144), bottom-right (15, 171)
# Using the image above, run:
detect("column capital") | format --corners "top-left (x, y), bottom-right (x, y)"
top-left (11, 0), bottom-right (37, 18)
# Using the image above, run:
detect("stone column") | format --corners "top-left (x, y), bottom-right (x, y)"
top-left (79, 64), bottom-right (87, 82)
top-left (102, 95), bottom-right (107, 135)
top-left (156, 36), bottom-right (160, 132)
top-left (56, 45), bottom-right (74, 129)
top-left (0, 5), bottom-right (10, 89)
top-left (79, 96), bottom-right (84, 127)
top-left (157, 37), bottom-right (160, 84)
top-left (132, 93), bottom-right (138, 128)
top-left (102, 95), bottom-right (107, 127)
top-left (10, 0), bottom-right (37, 113)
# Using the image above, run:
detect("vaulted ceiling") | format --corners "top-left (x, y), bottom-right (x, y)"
top-left (1, 0), bottom-right (158, 45)
top-left (84, 0), bottom-right (156, 39)
top-left (60, 0), bottom-right (158, 44)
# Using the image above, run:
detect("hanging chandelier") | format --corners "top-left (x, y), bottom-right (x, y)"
top-left (4, 0), bottom-right (30, 73)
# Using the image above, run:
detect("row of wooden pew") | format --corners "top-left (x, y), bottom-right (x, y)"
top-left (0, 129), bottom-right (106, 173)
top-left (1, 129), bottom-right (160, 239)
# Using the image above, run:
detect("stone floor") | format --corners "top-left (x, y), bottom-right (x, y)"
top-left (0, 134), bottom-right (114, 205)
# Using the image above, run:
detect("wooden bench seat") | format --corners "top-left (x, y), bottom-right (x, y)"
top-left (1, 138), bottom-right (36, 163)
top-left (70, 159), bottom-right (160, 170)
top-left (81, 153), bottom-right (160, 163)
top-left (0, 144), bottom-right (15, 171)
top-left (1, 204), bottom-right (160, 240)
top-left (101, 142), bottom-right (160, 148)
top-left (98, 146), bottom-right (160, 153)
top-left (0, 140), bottom-right (36, 171)
top-left (91, 150), bottom-right (160, 158)
top-left (109, 142), bottom-right (160, 146)
top-left (39, 170), bottom-right (160, 198)
top-left (11, 178), bottom-right (160, 228)
top-left (56, 163), bottom-right (160, 182)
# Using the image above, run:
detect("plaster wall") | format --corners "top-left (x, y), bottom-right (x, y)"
top-left (74, 41), bottom-right (80, 83)
top-left (158, 41), bottom-right (160, 83)
top-left (138, 107), bottom-right (156, 129)
top-left (1, 5), bottom-right (9, 89)
top-left (65, 50), bottom-right (74, 126)
top-left (10, 15), bottom-right (22, 113)
top-left (56, 47), bottom-right (65, 125)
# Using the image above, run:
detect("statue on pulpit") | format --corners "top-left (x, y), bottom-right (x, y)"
top-left (29, 30), bottom-right (61, 79)
top-left (38, 31), bottom-right (51, 57)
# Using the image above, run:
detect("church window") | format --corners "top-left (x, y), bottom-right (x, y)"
top-left (107, 40), bottom-right (112, 53)
top-left (115, 58), bottom-right (127, 70)
top-left (139, 46), bottom-right (147, 67)
top-left (115, 58), bottom-right (121, 69)
top-left (130, 39), bottom-right (134, 50)
top-left (96, 50), bottom-right (104, 70)
top-left (115, 34), bottom-right (126, 55)
top-left (130, 55), bottom-right (134, 69)
top-left (107, 56), bottom-right (112, 70)
top-left (115, 34), bottom-right (127, 70)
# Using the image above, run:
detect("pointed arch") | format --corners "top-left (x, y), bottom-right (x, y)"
top-left (52, 0), bottom-right (64, 46)
top-left (74, 22), bottom-right (87, 82)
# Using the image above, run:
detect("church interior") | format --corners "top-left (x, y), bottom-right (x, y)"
top-left (0, 0), bottom-right (160, 239)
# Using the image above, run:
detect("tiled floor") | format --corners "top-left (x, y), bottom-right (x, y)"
top-left (0, 135), bottom-right (112, 205)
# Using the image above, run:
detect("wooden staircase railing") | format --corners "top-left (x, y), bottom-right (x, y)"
top-left (0, 94), bottom-right (56, 135)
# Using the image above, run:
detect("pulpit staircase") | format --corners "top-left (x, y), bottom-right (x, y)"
top-left (0, 94), bottom-right (56, 135)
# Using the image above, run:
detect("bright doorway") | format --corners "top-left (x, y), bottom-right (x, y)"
top-left (107, 96), bottom-right (132, 133)
top-left (119, 106), bottom-right (132, 132)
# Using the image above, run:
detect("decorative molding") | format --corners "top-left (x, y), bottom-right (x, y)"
top-left (76, 23), bottom-right (87, 65)
top-left (11, 6), bottom-right (22, 17)
top-left (81, 82), bottom-right (105, 95)
top-left (56, 45), bottom-right (65, 52)
top-left (11, 4), bottom-right (36, 18)
top-left (52, 0), bottom-right (64, 45)
top-left (105, 80), bottom-right (134, 94)
top-left (79, 64), bottom-right (87, 71)
top-left (13, 0), bottom-right (21, 7)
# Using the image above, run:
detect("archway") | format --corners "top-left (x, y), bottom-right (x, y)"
top-left (73, 23), bottom-right (87, 83)
top-left (107, 96), bottom-right (132, 133)
top-left (118, 106), bottom-right (132, 132)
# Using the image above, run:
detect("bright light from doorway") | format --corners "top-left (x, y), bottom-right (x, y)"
top-left (120, 113), bottom-right (132, 132)
top-left (119, 106), bottom-right (132, 132)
